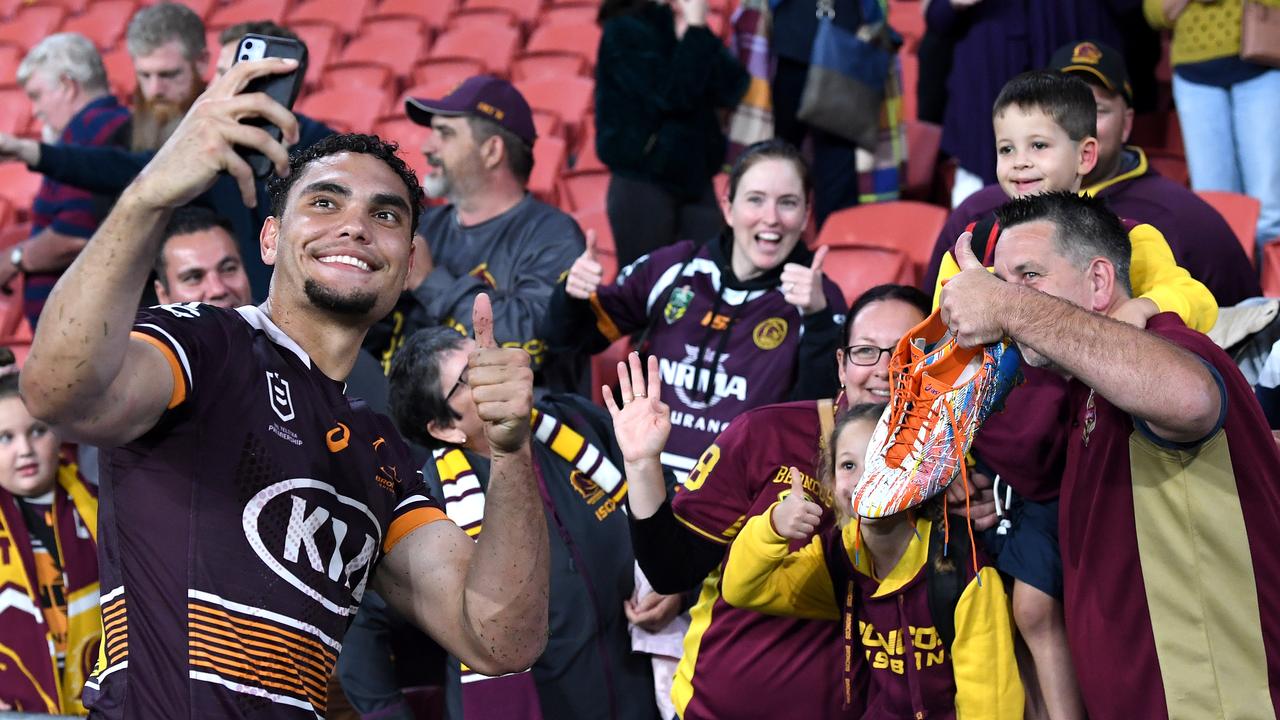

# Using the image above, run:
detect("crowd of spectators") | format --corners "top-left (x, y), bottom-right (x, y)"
top-left (0, 0), bottom-right (1278, 719)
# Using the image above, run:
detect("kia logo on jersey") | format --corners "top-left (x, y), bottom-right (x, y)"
top-left (242, 478), bottom-right (381, 616)
top-left (266, 371), bottom-right (295, 422)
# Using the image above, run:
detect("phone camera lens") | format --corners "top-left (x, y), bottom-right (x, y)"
top-left (240, 54), bottom-right (249, 60)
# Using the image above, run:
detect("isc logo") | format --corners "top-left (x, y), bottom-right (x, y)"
top-left (243, 479), bottom-right (379, 616)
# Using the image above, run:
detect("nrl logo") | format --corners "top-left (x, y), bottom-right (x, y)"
top-left (664, 286), bottom-right (695, 325)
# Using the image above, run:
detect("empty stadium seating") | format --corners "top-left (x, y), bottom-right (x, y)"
top-left (1198, 190), bottom-right (1263, 265)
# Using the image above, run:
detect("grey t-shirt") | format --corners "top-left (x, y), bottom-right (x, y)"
top-left (415, 193), bottom-right (585, 372)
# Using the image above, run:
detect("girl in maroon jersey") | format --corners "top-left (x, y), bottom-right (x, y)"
top-left (720, 405), bottom-right (1024, 719)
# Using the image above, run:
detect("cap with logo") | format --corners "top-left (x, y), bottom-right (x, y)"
top-left (405, 74), bottom-right (538, 146)
top-left (1049, 40), bottom-right (1132, 106)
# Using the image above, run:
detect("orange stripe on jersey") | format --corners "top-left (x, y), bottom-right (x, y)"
top-left (189, 624), bottom-right (329, 691)
top-left (190, 640), bottom-right (326, 700)
top-left (190, 653), bottom-right (324, 710)
top-left (188, 604), bottom-right (335, 671)
top-left (588, 293), bottom-right (623, 342)
top-left (131, 331), bottom-right (186, 408)
top-left (383, 506), bottom-right (448, 554)
top-left (673, 511), bottom-right (733, 545)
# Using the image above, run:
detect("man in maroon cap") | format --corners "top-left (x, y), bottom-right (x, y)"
top-left (362, 75), bottom-right (586, 393)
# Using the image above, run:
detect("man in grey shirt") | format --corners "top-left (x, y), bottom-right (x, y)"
top-left (364, 75), bottom-right (585, 391)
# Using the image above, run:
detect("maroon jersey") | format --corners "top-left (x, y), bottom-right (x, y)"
top-left (84, 304), bottom-right (446, 719)
top-left (585, 236), bottom-right (846, 477)
top-left (1061, 313), bottom-right (1280, 719)
top-left (670, 401), bottom-right (856, 720)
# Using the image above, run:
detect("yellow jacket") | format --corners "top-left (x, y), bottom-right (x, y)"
top-left (722, 510), bottom-right (1023, 719)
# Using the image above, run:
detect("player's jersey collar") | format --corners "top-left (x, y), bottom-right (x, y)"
top-left (234, 305), bottom-right (312, 368)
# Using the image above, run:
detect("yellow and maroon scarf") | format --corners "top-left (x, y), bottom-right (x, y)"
top-left (0, 463), bottom-right (99, 714)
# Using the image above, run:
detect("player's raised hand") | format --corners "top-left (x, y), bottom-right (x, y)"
top-left (566, 229), bottom-right (604, 300)
top-left (468, 293), bottom-right (533, 454)
top-left (771, 467), bottom-right (823, 540)
top-left (603, 352), bottom-right (670, 464)
top-left (132, 56), bottom-right (301, 209)
top-left (780, 245), bottom-right (829, 315)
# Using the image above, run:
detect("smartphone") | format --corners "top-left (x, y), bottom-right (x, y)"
top-left (233, 33), bottom-right (308, 178)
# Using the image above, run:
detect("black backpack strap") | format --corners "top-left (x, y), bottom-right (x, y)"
top-left (966, 215), bottom-right (1001, 267)
top-left (924, 517), bottom-right (970, 650)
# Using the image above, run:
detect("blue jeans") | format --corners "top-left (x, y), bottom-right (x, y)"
top-left (1173, 68), bottom-right (1280, 250)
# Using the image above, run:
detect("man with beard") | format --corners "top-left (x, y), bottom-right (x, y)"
top-left (0, 9), bottom-right (334, 300)
top-left (364, 76), bottom-right (585, 393)
top-left (120, 1), bottom-right (208, 152)
top-left (20, 57), bottom-right (551, 719)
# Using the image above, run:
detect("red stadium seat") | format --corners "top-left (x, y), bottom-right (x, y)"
top-left (516, 75), bottom-right (593, 141)
top-left (1198, 190), bottom-right (1262, 265)
top-left (371, 0), bottom-right (457, 31)
top-left (61, 0), bottom-right (138, 51)
top-left (427, 25), bottom-right (519, 77)
top-left (532, 109), bottom-right (562, 141)
top-left (521, 20), bottom-right (599, 68)
top-left (823, 245), bottom-right (916, 304)
top-left (0, 166), bottom-right (43, 224)
top-left (1262, 240), bottom-right (1280, 297)
top-left (816, 200), bottom-right (946, 281)
top-left (336, 32), bottom-right (428, 78)
top-left (529, 135), bottom-right (566, 204)
top-left (899, 47), bottom-right (918, 123)
top-left (373, 118), bottom-right (430, 180)
top-left (296, 86), bottom-right (391, 133)
top-left (462, 0), bottom-right (543, 26)
top-left (1145, 148), bottom-right (1188, 188)
top-left (0, 6), bottom-right (67, 53)
top-left (321, 62), bottom-right (395, 93)
top-left (101, 46), bottom-right (137, 100)
top-left (445, 7), bottom-right (519, 31)
top-left (511, 53), bottom-right (587, 82)
top-left (538, 2), bottom-right (596, 26)
top-left (558, 169), bottom-right (608, 213)
top-left (291, 21), bottom-right (341, 86)
top-left (287, 0), bottom-right (375, 37)
top-left (0, 87), bottom-right (31, 136)
top-left (158, 0), bottom-right (218, 21)
top-left (0, 45), bottom-right (18, 84)
top-left (360, 14), bottom-right (430, 42)
top-left (902, 120), bottom-right (941, 201)
top-left (208, 0), bottom-right (290, 29)
top-left (888, 0), bottom-right (924, 50)
top-left (410, 58), bottom-right (485, 90)
top-left (0, 197), bottom-right (11, 231)
top-left (569, 121), bottom-right (604, 173)
top-left (0, 0), bottom-right (26, 18)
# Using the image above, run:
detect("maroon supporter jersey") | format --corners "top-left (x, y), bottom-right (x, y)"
top-left (670, 401), bottom-right (856, 720)
top-left (84, 304), bottom-right (446, 719)
top-left (1060, 313), bottom-right (1280, 719)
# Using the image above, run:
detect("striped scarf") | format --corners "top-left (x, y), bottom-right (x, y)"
top-left (856, 0), bottom-right (907, 203)
top-left (432, 409), bottom-right (625, 717)
top-left (726, 0), bottom-right (776, 164)
top-left (0, 463), bottom-right (99, 715)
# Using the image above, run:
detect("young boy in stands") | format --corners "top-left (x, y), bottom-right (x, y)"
top-left (923, 41), bottom-right (1257, 307)
top-left (924, 71), bottom-right (1217, 720)
top-left (0, 359), bottom-right (100, 714)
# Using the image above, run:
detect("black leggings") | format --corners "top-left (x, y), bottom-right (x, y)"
top-left (606, 174), bottom-right (723, 268)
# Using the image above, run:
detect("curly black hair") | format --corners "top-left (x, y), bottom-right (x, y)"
top-left (267, 133), bottom-right (424, 235)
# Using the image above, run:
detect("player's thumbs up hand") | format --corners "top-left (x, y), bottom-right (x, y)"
top-left (770, 466), bottom-right (823, 541)
top-left (566, 229), bottom-right (604, 300)
top-left (468, 292), bottom-right (533, 454)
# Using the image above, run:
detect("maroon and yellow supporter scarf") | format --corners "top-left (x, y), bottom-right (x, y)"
top-left (0, 464), bottom-right (99, 714)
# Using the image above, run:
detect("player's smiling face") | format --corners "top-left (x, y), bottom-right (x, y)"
top-left (263, 151), bottom-right (416, 321)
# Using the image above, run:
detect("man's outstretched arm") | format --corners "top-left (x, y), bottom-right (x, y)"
top-left (375, 294), bottom-right (550, 675)
top-left (20, 58), bottom-right (300, 447)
